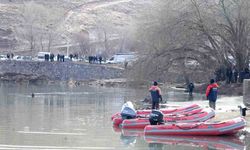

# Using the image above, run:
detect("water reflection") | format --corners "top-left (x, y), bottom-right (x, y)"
top-left (120, 134), bottom-right (137, 147)
top-left (113, 123), bottom-right (245, 150)
top-left (0, 82), bottom-right (247, 149)
top-left (144, 135), bottom-right (245, 150)
top-left (148, 143), bottom-right (164, 150)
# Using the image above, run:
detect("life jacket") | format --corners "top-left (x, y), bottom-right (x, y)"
top-left (206, 83), bottom-right (219, 102)
top-left (149, 86), bottom-right (161, 102)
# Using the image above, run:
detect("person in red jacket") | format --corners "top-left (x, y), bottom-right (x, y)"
top-left (205, 79), bottom-right (219, 110)
top-left (149, 81), bottom-right (162, 109)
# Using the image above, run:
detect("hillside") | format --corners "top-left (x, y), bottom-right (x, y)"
top-left (0, 0), bottom-right (154, 54)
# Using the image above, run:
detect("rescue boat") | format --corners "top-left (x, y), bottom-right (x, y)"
top-left (144, 117), bottom-right (246, 136)
top-left (111, 103), bottom-right (200, 120)
top-left (112, 103), bottom-right (201, 126)
top-left (121, 108), bottom-right (215, 129)
top-left (113, 107), bottom-right (204, 127)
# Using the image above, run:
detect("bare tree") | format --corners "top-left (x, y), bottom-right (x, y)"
top-left (189, 0), bottom-right (250, 71)
top-left (129, 0), bottom-right (250, 83)
top-left (93, 13), bottom-right (119, 56)
top-left (14, 1), bottom-right (64, 55)
top-left (73, 29), bottom-right (90, 56)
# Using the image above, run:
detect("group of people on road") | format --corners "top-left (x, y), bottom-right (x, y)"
top-left (148, 79), bottom-right (219, 110)
top-left (88, 56), bottom-right (103, 64)
top-left (44, 53), bottom-right (64, 62)
top-left (6, 53), bottom-right (14, 59)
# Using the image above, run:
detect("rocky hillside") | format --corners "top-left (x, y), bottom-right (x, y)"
top-left (0, 0), bottom-right (154, 53)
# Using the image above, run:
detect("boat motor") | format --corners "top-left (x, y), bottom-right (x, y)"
top-left (149, 110), bottom-right (164, 125)
top-left (121, 101), bottom-right (137, 120)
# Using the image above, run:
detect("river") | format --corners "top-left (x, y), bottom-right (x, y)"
top-left (0, 83), bottom-right (246, 150)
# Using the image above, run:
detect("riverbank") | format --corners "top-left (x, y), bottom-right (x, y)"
top-left (0, 60), bottom-right (245, 97)
top-left (0, 60), bottom-right (124, 83)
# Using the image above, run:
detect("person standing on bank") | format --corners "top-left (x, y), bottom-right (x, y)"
top-left (149, 81), bottom-right (162, 110)
top-left (187, 82), bottom-right (195, 96)
top-left (205, 79), bottom-right (219, 110)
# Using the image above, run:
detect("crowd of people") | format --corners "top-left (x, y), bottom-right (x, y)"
top-left (88, 56), bottom-right (103, 64)
top-left (6, 53), bottom-right (14, 59)
top-left (215, 66), bottom-right (250, 84)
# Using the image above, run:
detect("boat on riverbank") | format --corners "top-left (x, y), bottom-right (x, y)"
top-left (112, 103), bottom-right (201, 126)
top-left (121, 108), bottom-right (215, 129)
top-left (144, 117), bottom-right (246, 136)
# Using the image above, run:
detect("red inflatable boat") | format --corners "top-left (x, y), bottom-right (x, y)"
top-left (144, 117), bottom-right (246, 136)
top-left (112, 103), bottom-right (201, 126)
top-left (113, 107), bottom-right (203, 127)
top-left (112, 103), bottom-right (200, 120)
top-left (121, 108), bottom-right (215, 129)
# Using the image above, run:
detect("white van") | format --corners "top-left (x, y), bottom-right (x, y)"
top-left (34, 52), bottom-right (51, 61)
top-left (107, 53), bottom-right (137, 64)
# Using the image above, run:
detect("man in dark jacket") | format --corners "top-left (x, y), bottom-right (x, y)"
top-left (187, 82), bottom-right (195, 96)
top-left (205, 79), bottom-right (219, 110)
top-left (149, 81), bottom-right (162, 109)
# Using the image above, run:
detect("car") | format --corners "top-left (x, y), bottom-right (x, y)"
top-left (36, 52), bottom-right (51, 61)
top-left (13, 55), bottom-right (32, 61)
top-left (0, 55), bottom-right (8, 61)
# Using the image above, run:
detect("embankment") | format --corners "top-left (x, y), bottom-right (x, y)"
top-left (0, 60), bottom-right (124, 83)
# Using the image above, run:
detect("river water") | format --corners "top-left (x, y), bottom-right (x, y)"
top-left (0, 83), bottom-right (246, 150)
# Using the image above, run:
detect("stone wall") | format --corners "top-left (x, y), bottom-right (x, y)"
top-left (243, 79), bottom-right (250, 107)
top-left (0, 60), bottom-right (124, 82)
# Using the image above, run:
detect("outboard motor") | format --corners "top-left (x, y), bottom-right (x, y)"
top-left (149, 110), bottom-right (164, 125)
top-left (121, 101), bottom-right (137, 120)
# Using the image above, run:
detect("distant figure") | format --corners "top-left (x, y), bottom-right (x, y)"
top-left (149, 81), bottom-right (162, 110)
top-left (226, 67), bottom-right (233, 84)
top-left (45, 54), bottom-right (49, 61)
top-left (62, 55), bottom-right (65, 62)
top-left (31, 93), bottom-right (35, 98)
top-left (69, 54), bottom-right (73, 60)
top-left (6, 53), bottom-right (10, 59)
top-left (239, 70), bottom-right (245, 83)
top-left (11, 53), bottom-right (14, 59)
top-left (124, 61), bottom-right (128, 69)
top-left (50, 53), bottom-right (54, 62)
top-left (187, 82), bottom-right (195, 96)
top-left (244, 68), bottom-right (250, 79)
top-left (99, 56), bottom-right (102, 64)
top-left (205, 79), bottom-right (219, 110)
top-left (232, 67), bottom-right (238, 83)
top-left (88, 56), bottom-right (92, 64)
top-left (57, 54), bottom-right (60, 61)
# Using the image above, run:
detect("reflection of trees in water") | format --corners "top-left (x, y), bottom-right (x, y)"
top-left (44, 95), bottom-right (64, 107)
top-left (148, 143), bottom-right (163, 150)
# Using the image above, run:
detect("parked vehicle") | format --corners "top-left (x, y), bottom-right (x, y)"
top-left (33, 52), bottom-right (51, 61)
top-left (0, 55), bottom-right (8, 61)
top-left (13, 55), bottom-right (32, 61)
top-left (106, 53), bottom-right (137, 64)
